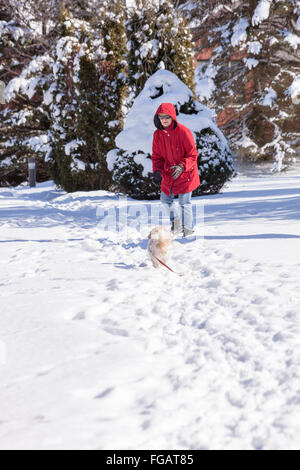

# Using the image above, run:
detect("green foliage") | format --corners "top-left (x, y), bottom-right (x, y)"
top-left (97, 0), bottom-right (127, 158)
top-left (47, 32), bottom-right (108, 191)
top-left (47, 3), bottom-right (127, 192)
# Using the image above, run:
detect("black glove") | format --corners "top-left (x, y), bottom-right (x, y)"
top-left (153, 170), bottom-right (162, 184)
top-left (170, 164), bottom-right (183, 180)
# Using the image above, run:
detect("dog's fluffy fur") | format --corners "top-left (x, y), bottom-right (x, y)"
top-left (147, 226), bottom-right (173, 269)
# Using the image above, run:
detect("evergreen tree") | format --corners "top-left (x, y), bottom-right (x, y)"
top-left (97, 0), bottom-right (127, 163)
top-left (0, 0), bottom-right (127, 189)
top-left (46, 12), bottom-right (104, 191)
top-left (46, 2), bottom-right (127, 192)
top-left (125, 0), bottom-right (157, 100)
top-left (155, 0), bottom-right (195, 93)
top-left (0, 0), bottom-right (51, 186)
top-left (126, 0), bottom-right (195, 102)
top-left (194, 0), bottom-right (300, 171)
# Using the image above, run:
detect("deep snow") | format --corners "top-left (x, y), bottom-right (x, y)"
top-left (1, 172), bottom-right (300, 450)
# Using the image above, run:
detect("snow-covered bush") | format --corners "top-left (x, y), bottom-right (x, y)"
top-left (107, 70), bottom-right (234, 200)
top-left (194, 128), bottom-right (234, 196)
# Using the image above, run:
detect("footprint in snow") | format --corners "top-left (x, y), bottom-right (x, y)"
top-left (72, 311), bottom-right (86, 321)
top-left (34, 415), bottom-right (48, 423)
top-left (94, 387), bottom-right (114, 399)
top-left (103, 327), bottom-right (129, 337)
top-left (106, 279), bottom-right (119, 291)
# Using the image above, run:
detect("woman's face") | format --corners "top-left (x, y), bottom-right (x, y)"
top-left (158, 115), bottom-right (173, 128)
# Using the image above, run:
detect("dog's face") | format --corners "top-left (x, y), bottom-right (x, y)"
top-left (148, 226), bottom-right (171, 240)
top-left (147, 226), bottom-right (172, 268)
top-left (147, 226), bottom-right (172, 252)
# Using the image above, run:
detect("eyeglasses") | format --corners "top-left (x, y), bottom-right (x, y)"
top-left (158, 115), bottom-right (172, 120)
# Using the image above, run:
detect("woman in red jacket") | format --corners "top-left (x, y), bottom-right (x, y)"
top-left (152, 102), bottom-right (200, 237)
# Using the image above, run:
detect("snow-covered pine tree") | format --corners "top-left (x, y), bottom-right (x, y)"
top-left (107, 70), bottom-right (234, 200)
top-left (0, 0), bottom-right (51, 186)
top-left (194, 0), bottom-right (300, 171)
top-left (125, 0), bottom-right (157, 100)
top-left (97, 0), bottom-right (127, 165)
top-left (126, 0), bottom-right (195, 103)
top-left (155, 0), bottom-right (195, 94)
top-left (46, 2), bottom-right (127, 192)
top-left (46, 11), bottom-right (105, 191)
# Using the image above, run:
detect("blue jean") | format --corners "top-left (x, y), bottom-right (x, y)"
top-left (160, 190), bottom-right (194, 230)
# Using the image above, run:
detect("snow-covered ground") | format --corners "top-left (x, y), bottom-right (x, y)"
top-left (1, 171), bottom-right (300, 450)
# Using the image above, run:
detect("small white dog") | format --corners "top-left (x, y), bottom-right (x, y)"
top-left (147, 226), bottom-right (173, 269)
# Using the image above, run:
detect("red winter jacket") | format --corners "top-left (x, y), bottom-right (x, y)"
top-left (152, 103), bottom-right (200, 196)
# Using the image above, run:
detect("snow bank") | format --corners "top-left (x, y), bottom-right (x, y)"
top-left (1, 174), bottom-right (300, 449)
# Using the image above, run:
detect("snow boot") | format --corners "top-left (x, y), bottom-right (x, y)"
top-left (183, 227), bottom-right (195, 237)
top-left (171, 218), bottom-right (183, 236)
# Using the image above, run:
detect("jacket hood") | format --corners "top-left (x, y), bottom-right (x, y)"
top-left (154, 103), bottom-right (178, 130)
